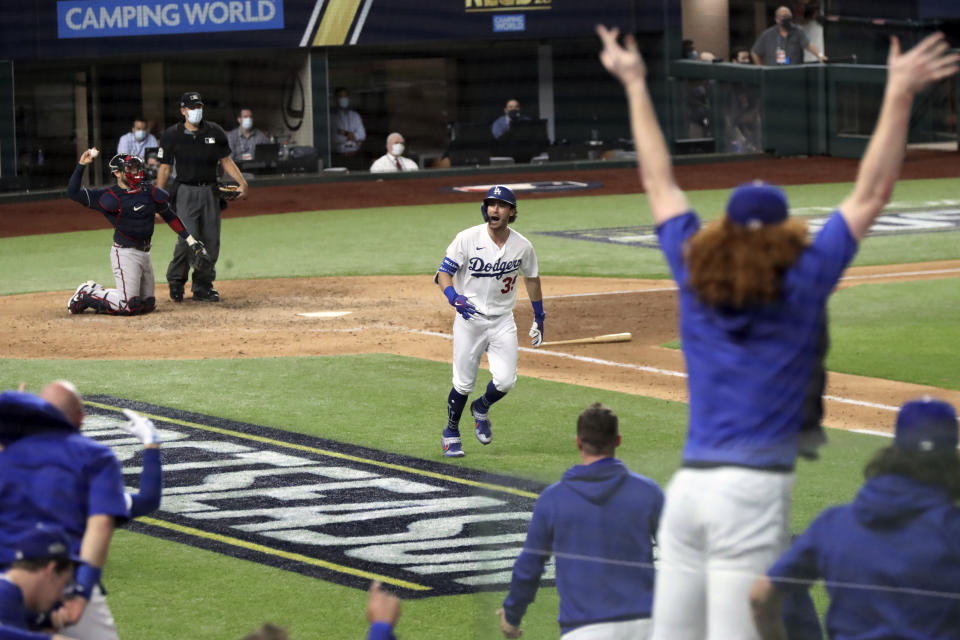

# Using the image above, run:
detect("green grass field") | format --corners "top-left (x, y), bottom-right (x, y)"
top-left (1, 176), bottom-right (958, 639)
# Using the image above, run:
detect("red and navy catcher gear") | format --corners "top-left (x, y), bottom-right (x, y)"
top-left (108, 154), bottom-right (145, 189)
top-left (481, 185), bottom-right (517, 223)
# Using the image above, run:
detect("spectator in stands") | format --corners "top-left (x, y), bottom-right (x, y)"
top-left (682, 39), bottom-right (698, 60)
top-left (732, 46), bottom-right (753, 64)
top-left (491, 99), bottom-right (529, 139)
top-left (370, 132), bottom-right (419, 173)
top-left (751, 397), bottom-right (960, 640)
top-left (727, 45), bottom-right (761, 152)
top-left (0, 524), bottom-right (79, 640)
top-left (116, 119), bottom-right (157, 158)
top-left (795, 1), bottom-right (825, 63)
top-left (331, 88), bottom-right (366, 170)
top-left (497, 403), bottom-right (663, 639)
top-left (228, 108), bottom-right (270, 165)
top-left (751, 6), bottom-right (827, 65)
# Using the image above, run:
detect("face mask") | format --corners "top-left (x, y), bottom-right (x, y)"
top-left (780, 17), bottom-right (793, 29)
top-left (121, 158), bottom-right (144, 189)
top-left (241, 117), bottom-right (253, 130)
top-left (134, 129), bottom-right (146, 141)
top-left (391, 143), bottom-right (404, 156)
top-left (338, 97), bottom-right (349, 109)
top-left (507, 109), bottom-right (520, 119)
top-left (687, 50), bottom-right (698, 60)
top-left (187, 108), bottom-right (203, 125)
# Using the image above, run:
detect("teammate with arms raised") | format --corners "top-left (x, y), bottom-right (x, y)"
top-left (65, 150), bottom-right (210, 315)
top-left (597, 24), bottom-right (959, 639)
top-left (436, 186), bottom-right (545, 458)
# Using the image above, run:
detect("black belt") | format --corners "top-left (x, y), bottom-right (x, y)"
top-left (115, 241), bottom-right (151, 252)
top-left (179, 181), bottom-right (214, 186)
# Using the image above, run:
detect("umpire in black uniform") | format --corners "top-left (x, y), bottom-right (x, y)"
top-left (157, 91), bottom-right (248, 302)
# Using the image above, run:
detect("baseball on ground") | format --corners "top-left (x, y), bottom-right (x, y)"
top-left (89, 148), bottom-right (99, 158)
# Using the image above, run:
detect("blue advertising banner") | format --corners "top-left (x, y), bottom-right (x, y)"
top-left (57, 0), bottom-right (284, 39)
top-left (0, 0), bottom-right (661, 60)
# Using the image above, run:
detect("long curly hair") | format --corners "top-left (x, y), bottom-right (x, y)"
top-left (865, 446), bottom-right (960, 501)
top-left (685, 218), bottom-right (810, 308)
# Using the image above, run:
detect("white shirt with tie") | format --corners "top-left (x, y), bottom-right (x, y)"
top-left (370, 153), bottom-right (419, 173)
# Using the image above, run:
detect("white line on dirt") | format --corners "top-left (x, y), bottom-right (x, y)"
top-left (839, 268), bottom-right (960, 281)
top-left (523, 266), bottom-right (960, 301)
top-left (823, 395), bottom-right (898, 412)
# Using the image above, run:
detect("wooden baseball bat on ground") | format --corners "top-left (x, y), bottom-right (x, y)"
top-left (540, 332), bottom-right (632, 347)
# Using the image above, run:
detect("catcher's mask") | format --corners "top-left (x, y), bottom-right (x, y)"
top-left (108, 154), bottom-right (144, 189)
top-left (480, 185), bottom-right (517, 223)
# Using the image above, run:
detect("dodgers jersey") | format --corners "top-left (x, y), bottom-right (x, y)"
top-left (0, 393), bottom-right (128, 563)
top-left (657, 210), bottom-right (857, 468)
top-left (442, 224), bottom-right (539, 317)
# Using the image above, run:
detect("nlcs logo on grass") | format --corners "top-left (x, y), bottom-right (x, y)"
top-left (82, 397), bottom-right (552, 598)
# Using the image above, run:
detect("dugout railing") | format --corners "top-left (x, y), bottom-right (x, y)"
top-left (666, 56), bottom-right (959, 159)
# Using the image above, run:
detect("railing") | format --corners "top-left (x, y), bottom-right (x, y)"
top-left (667, 56), bottom-right (958, 158)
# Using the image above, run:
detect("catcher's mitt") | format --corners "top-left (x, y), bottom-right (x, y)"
top-left (190, 240), bottom-right (213, 271)
top-left (218, 183), bottom-right (242, 201)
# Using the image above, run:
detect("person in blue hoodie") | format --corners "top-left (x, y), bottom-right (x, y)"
top-left (750, 397), bottom-right (960, 640)
top-left (497, 403), bottom-right (664, 639)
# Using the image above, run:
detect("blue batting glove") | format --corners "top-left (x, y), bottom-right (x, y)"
top-left (453, 295), bottom-right (477, 319)
top-left (444, 286), bottom-right (477, 320)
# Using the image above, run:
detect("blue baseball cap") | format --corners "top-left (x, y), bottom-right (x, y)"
top-left (726, 181), bottom-right (788, 227)
top-left (12, 524), bottom-right (82, 563)
top-left (894, 397), bottom-right (959, 452)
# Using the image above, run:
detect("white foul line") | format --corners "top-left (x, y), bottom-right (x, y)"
top-left (839, 267), bottom-right (960, 281)
top-left (823, 395), bottom-right (898, 412)
top-left (524, 266), bottom-right (959, 301)
top-left (384, 327), bottom-right (943, 439)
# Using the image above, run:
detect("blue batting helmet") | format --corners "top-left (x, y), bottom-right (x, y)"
top-left (481, 185), bottom-right (517, 223)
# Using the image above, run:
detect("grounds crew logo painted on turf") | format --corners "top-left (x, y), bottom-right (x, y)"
top-left (541, 207), bottom-right (960, 248)
top-left (449, 181), bottom-right (602, 195)
top-left (81, 397), bottom-right (551, 597)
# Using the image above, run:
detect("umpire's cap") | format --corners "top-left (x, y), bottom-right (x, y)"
top-left (726, 181), bottom-right (788, 227)
top-left (12, 524), bottom-right (82, 563)
top-left (894, 397), bottom-right (958, 452)
top-left (481, 185), bottom-right (518, 222)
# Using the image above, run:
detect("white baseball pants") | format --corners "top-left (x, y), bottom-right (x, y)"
top-left (451, 311), bottom-right (518, 395)
top-left (63, 585), bottom-right (119, 640)
top-left (650, 467), bottom-right (794, 640)
top-left (90, 244), bottom-right (154, 312)
top-left (562, 618), bottom-right (651, 640)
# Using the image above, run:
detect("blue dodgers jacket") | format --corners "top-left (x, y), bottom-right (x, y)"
top-left (502, 458), bottom-right (663, 635)
top-left (769, 474), bottom-right (960, 640)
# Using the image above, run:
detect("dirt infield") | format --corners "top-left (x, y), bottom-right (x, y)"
top-left (5, 262), bottom-right (960, 437)
top-left (4, 155), bottom-right (960, 438)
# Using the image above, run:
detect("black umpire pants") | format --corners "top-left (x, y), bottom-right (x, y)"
top-left (166, 184), bottom-right (220, 292)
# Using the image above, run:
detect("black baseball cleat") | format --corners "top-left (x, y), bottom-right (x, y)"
top-left (192, 288), bottom-right (220, 302)
top-left (169, 283), bottom-right (184, 303)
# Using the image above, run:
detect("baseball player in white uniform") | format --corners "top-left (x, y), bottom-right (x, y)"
top-left (436, 185), bottom-right (545, 458)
